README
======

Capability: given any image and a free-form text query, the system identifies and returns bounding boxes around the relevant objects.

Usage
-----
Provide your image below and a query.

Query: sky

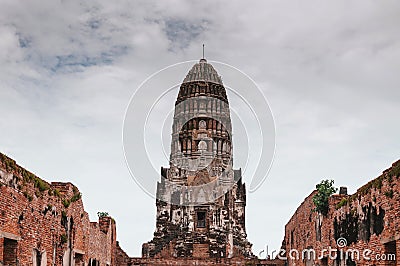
[1,0,399,257]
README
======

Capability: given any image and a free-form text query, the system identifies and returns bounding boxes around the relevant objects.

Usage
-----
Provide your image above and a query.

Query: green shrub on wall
[313,179,337,216]
[97,212,109,218]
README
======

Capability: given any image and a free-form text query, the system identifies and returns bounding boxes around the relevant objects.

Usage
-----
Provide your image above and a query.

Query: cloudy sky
[1,0,399,257]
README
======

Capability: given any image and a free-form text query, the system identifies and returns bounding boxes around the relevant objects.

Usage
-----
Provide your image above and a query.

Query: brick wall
[115,242,130,266]
[128,257,284,265]
[0,153,127,266]
[284,160,400,266]
[193,244,209,258]
[3,238,17,265]
[0,237,3,265]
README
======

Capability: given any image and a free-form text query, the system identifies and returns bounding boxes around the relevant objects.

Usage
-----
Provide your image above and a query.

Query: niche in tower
[196,211,206,228]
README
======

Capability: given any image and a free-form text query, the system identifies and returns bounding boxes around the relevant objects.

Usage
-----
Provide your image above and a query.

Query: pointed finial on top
[200,44,207,63]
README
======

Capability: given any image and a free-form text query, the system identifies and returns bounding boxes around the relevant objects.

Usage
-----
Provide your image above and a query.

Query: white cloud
[1,0,399,256]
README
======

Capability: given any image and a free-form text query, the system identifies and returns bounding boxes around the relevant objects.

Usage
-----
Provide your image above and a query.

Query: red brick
[0,153,129,266]
[284,160,400,266]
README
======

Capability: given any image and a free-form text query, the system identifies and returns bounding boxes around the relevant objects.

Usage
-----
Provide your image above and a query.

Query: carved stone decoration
[198,140,207,151]
[199,120,206,129]
[143,59,253,259]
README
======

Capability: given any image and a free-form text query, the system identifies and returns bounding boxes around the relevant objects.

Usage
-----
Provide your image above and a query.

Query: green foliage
[62,199,70,208]
[53,189,61,197]
[33,177,49,192]
[385,190,394,198]
[23,191,33,202]
[336,198,348,209]
[61,210,68,228]
[21,169,35,183]
[312,179,337,216]
[97,211,109,218]
[389,164,400,177]
[20,167,51,194]
[62,192,81,208]
[70,192,81,202]
[60,234,68,244]
[372,177,383,189]
[358,177,382,196]
[0,154,17,172]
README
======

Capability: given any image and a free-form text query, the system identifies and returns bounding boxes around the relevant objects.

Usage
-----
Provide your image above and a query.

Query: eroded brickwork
[0,153,127,266]
[115,242,130,266]
[142,59,254,261]
[129,257,283,265]
[284,160,400,266]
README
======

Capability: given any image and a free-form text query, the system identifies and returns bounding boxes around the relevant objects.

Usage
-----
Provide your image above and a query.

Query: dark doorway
[35,249,42,266]
[196,211,206,228]
[89,258,100,266]
[320,257,328,266]
[346,257,356,266]
[74,253,84,266]
[384,240,396,266]
[3,238,18,266]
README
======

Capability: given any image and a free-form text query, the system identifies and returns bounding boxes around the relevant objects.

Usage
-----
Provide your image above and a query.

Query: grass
[70,192,81,202]
[62,199,70,208]
[336,198,348,209]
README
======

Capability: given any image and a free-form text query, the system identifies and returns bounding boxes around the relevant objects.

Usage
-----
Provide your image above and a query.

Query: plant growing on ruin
[23,191,33,202]
[61,193,81,208]
[60,234,68,244]
[53,189,61,197]
[97,212,109,218]
[62,199,71,208]
[336,198,348,209]
[0,154,17,172]
[313,179,337,216]
[70,192,81,202]
[33,177,49,192]
[389,163,400,177]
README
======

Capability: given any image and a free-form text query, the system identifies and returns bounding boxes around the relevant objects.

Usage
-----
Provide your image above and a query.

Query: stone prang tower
[142,59,253,259]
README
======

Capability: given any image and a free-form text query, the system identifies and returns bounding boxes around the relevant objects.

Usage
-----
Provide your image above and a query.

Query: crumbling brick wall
[0,153,126,266]
[128,257,284,265]
[284,160,400,266]
[115,242,131,266]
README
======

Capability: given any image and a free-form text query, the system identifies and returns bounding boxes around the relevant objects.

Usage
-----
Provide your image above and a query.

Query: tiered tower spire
[142,59,253,259]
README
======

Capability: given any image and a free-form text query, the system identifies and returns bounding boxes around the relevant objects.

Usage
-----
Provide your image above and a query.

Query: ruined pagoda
[142,58,254,259]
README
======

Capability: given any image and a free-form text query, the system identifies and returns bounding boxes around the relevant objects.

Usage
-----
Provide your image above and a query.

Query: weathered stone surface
[129,257,283,265]
[142,59,254,262]
[0,153,129,266]
[284,160,400,266]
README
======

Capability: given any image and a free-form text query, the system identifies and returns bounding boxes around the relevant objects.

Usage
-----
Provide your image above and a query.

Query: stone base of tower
[127,257,285,266]
[142,168,255,260]
[142,235,252,260]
